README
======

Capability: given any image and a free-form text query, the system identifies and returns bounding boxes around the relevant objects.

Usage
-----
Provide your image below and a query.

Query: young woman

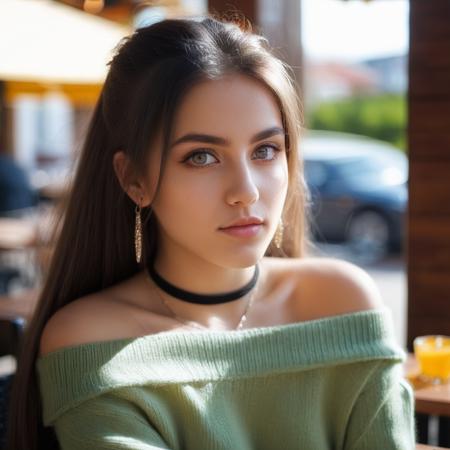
[6,16,415,450]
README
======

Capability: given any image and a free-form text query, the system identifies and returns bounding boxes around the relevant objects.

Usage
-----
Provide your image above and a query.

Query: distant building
[303,60,378,110]
[360,54,408,94]
[304,53,408,111]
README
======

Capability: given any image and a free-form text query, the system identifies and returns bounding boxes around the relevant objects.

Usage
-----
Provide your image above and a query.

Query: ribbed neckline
[37,308,405,424]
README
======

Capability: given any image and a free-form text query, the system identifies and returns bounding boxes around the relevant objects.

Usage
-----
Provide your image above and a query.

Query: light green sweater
[37,308,416,449]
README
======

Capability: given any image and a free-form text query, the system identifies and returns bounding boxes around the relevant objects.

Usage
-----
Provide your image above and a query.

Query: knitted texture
[37,308,416,449]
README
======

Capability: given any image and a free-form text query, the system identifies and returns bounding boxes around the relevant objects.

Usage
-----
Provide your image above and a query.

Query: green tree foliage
[307,94,407,152]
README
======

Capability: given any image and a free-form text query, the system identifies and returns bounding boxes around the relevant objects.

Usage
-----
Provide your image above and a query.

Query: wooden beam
[407,0,450,349]
[4,81,101,107]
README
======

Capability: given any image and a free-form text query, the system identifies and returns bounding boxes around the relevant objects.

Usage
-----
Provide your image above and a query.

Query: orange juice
[414,335,450,382]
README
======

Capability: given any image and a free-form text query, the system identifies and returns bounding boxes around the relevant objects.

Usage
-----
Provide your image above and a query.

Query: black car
[302,131,408,261]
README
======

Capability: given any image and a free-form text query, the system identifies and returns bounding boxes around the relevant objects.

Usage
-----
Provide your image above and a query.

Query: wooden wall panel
[409,163,450,215]
[409,272,450,316]
[409,42,450,70]
[409,133,450,160]
[408,317,450,341]
[409,101,450,133]
[407,0,450,349]
[409,218,450,270]
[412,1,450,39]
[409,71,450,97]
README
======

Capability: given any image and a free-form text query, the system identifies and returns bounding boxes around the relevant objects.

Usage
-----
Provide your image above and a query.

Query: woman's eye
[252,145,279,161]
[185,151,218,167]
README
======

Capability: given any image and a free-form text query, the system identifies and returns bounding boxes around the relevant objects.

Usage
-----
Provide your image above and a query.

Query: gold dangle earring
[274,218,284,249]
[134,199,142,263]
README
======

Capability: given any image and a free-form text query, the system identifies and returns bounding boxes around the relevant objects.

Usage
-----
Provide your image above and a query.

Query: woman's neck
[152,252,257,297]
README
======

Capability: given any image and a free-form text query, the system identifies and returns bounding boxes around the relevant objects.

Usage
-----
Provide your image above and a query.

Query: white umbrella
[0,0,130,84]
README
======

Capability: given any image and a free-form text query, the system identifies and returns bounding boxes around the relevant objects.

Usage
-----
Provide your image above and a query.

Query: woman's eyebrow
[170,126,285,149]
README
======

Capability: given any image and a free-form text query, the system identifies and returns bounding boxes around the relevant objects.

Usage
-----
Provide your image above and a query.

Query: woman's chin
[217,247,268,269]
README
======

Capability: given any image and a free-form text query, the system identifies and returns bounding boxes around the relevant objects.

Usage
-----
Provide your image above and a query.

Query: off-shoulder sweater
[37,307,416,449]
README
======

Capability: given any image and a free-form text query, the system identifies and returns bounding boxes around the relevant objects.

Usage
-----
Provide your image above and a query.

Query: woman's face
[150,74,289,268]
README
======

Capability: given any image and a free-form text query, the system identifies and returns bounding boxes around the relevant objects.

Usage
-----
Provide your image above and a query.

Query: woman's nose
[224,162,260,207]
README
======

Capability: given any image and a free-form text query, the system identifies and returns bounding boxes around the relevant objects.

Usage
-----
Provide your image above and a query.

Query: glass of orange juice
[413,335,450,384]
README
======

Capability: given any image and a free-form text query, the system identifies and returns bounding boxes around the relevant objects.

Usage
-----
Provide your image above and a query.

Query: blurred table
[405,354,450,417]
[405,354,450,447]
[415,384,450,417]
[39,181,68,201]
[416,445,449,449]
[0,218,39,292]
[0,288,39,322]
[0,218,36,250]
[0,288,40,377]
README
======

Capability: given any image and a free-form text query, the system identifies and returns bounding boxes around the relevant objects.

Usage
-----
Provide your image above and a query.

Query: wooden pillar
[258,0,303,96]
[207,0,303,96]
[407,0,450,348]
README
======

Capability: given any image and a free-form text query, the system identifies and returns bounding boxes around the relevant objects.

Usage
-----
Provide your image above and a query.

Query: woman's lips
[219,224,263,238]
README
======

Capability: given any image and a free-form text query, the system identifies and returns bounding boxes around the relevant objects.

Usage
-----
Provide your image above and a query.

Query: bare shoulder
[39,293,124,357]
[267,256,384,319]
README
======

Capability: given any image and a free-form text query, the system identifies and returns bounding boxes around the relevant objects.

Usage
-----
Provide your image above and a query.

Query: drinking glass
[413,335,450,384]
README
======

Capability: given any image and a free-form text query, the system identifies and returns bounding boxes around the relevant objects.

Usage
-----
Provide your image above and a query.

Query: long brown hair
[6,15,308,450]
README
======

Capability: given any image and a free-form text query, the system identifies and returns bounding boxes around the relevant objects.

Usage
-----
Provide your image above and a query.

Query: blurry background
[0,0,410,344]
[1,1,450,446]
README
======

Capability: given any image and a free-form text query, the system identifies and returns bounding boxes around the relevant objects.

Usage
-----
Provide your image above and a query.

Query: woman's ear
[112,151,151,206]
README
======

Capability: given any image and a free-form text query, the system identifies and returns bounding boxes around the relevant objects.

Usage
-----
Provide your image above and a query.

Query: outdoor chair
[0,268,21,295]
[0,316,25,449]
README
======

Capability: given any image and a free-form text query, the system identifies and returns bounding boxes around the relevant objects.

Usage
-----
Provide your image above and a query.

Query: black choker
[147,265,259,305]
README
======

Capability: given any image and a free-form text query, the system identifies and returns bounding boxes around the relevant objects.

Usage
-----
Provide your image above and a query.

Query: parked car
[301,131,408,261]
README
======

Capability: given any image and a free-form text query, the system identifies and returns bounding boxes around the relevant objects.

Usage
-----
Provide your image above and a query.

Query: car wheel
[345,210,391,264]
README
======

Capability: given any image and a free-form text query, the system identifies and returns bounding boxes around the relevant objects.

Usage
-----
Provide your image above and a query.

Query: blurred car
[301,131,408,261]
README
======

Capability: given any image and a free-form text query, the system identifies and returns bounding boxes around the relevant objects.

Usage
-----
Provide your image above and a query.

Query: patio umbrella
[0,0,130,104]
[0,0,130,84]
